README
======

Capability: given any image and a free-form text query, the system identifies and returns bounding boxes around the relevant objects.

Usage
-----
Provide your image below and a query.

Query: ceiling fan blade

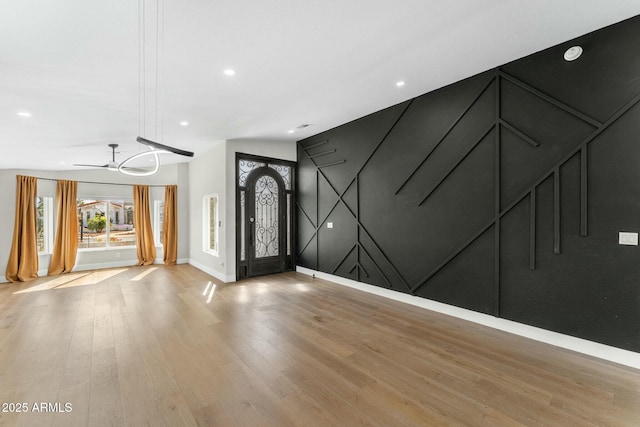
[73,163,108,168]
[137,136,194,157]
[120,166,155,173]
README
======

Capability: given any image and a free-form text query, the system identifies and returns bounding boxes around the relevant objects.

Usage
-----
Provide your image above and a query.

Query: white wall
[187,139,296,282]
[175,163,190,266]
[0,164,188,283]
[188,140,228,282]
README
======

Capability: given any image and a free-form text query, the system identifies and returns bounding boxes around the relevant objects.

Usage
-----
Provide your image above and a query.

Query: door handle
[249,217,254,247]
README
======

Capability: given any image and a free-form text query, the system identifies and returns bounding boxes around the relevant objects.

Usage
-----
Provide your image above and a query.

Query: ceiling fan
[73,143,149,173]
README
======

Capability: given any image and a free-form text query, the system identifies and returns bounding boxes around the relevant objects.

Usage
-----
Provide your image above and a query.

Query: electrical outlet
[115,252,121,258]
[619,232,638,246]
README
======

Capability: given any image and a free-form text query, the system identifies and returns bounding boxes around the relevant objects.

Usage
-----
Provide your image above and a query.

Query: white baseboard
[188,259,235,283]
[296,266,640,370]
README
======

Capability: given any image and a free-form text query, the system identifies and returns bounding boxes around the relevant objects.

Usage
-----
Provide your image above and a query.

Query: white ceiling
[1,1,640,171]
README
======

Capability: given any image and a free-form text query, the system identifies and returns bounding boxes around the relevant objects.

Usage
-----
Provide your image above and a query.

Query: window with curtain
[77,198,135,249]
[203,194,218,255]
[154,200,164,246]
[36,196,53,254]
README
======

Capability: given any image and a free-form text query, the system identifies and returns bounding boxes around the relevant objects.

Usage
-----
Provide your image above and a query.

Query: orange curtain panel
[48,180,78,275]
[163,185,178,265]
[133,184,156,265]
[5,175,39,282]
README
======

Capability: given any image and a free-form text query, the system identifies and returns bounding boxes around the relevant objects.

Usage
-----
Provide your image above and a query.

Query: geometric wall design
[297,15,640,352]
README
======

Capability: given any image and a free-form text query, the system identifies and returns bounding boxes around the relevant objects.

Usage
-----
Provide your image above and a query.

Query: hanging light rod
[136,136,195,157]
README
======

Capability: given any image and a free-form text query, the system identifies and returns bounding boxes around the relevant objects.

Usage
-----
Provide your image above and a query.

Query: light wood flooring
[0,264,639,426]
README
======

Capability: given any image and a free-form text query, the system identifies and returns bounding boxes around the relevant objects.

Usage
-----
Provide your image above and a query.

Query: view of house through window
[77,199,135,249]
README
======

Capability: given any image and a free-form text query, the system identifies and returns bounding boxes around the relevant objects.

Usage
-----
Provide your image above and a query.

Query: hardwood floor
[0,264,639,426]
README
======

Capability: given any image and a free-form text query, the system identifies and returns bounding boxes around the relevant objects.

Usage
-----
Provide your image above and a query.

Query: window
[203,194,218,255]
[154,200,164,247]
[77,199,135,250]
[36,196,53,254]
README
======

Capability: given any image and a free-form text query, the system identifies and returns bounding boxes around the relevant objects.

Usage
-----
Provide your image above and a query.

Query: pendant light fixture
[119,0,193,176]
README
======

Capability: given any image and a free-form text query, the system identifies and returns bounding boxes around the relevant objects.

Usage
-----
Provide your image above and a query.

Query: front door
[245,166,287,277]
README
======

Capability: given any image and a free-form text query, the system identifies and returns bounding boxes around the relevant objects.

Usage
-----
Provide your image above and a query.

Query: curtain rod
[35,177,168,188]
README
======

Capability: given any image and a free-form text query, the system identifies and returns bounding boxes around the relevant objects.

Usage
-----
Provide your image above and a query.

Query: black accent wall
[296,15,640,352]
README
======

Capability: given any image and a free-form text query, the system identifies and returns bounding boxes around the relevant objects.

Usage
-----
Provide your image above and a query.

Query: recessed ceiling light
[224,69,236,76]
[180,121,189,126]
[59,161,66,165]
[17,111,32,117]
[564,46,583,61]
[287,130,295,134]
[396,81,405,87]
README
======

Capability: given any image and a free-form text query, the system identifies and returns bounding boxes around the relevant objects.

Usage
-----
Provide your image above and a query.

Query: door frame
[235,153,296,279]
[245,166,286,277]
